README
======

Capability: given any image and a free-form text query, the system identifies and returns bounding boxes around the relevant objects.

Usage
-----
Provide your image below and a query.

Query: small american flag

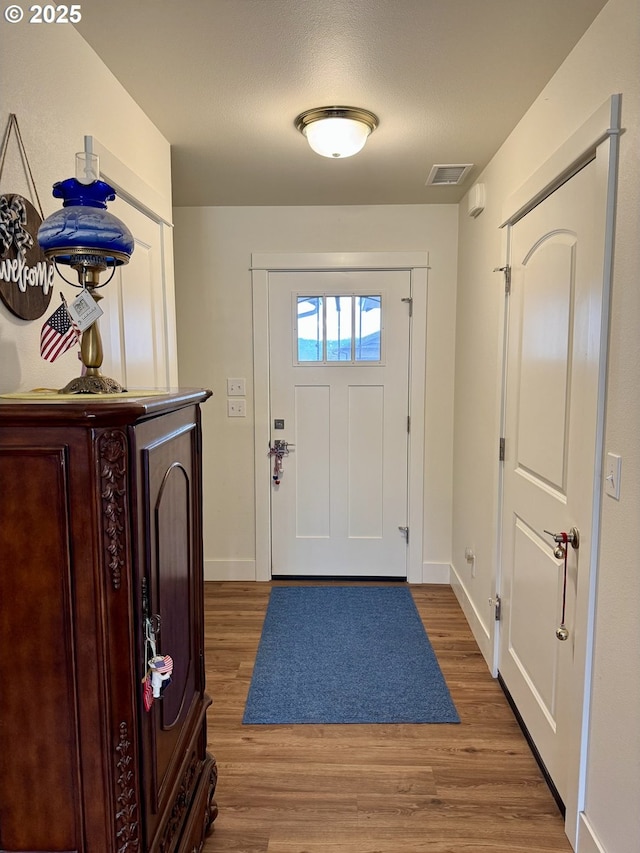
[40,301,81,362]
[143,675,154,712]
[150,655,173,675]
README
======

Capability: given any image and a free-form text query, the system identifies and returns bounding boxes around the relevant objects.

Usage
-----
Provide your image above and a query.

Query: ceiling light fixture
[295,106,378,159]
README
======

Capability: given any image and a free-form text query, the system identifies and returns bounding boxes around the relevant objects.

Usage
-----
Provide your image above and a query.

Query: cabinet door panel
[155,460,193,728]
[134,407,205,845]
[0,447,82,851]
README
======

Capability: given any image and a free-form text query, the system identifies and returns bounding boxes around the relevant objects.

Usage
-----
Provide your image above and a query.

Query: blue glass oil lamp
[37,152,134,393]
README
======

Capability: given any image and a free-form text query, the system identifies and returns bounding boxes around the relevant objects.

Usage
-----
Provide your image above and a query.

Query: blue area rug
[243,586,460,724]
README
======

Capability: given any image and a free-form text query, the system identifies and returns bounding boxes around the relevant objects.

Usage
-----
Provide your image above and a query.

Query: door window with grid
[296,295,382,363]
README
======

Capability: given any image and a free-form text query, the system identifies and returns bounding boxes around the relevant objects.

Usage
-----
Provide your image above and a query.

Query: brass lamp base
[57,290,126,394]
[59,373,125,395]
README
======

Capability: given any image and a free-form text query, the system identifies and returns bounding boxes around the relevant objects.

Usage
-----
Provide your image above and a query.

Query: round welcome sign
[0,193,54,320]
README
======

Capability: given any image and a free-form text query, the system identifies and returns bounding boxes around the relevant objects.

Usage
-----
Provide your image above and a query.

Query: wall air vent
[426,164,473,186]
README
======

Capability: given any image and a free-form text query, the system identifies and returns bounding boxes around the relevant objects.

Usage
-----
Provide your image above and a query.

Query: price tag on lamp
[66,288,104,332]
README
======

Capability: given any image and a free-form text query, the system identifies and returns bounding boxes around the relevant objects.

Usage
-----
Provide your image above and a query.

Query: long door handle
[544,528,580,641]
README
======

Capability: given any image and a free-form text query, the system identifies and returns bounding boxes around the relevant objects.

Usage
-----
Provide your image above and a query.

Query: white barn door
[497,96,620,847]
[88,136,178,391]
[500,161,600,803]
[103,197,173,390]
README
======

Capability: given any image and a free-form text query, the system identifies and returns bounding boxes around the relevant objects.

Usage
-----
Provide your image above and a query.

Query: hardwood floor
[202,582,572,853]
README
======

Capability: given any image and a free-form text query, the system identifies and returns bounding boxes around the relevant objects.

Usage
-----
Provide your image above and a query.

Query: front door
[268,269,411,577]
[499,158,606,807]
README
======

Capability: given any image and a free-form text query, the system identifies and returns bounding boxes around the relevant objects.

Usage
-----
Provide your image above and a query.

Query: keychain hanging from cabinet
[141,578,174,712]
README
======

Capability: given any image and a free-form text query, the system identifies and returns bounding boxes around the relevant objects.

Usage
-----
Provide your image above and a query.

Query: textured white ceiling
[76,0,607,206]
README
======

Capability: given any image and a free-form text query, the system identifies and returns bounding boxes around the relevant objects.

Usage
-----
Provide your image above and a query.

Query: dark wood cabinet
[0,390,217,853]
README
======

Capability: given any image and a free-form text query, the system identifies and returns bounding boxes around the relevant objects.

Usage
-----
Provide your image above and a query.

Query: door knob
[544,527,580,551]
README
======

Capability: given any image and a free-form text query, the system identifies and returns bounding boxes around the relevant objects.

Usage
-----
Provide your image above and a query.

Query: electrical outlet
[227,399,246,417]
[227,378,246,396]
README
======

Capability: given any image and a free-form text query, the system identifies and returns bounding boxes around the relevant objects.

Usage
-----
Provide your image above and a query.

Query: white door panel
[269,270,410,577]
[500,161,602,805]
[294,383,330,538]
[517,236,574,485]
[348,384,384,537]
[102,197,169,390]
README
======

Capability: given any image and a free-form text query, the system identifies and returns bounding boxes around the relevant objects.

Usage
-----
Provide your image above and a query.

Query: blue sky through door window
[296,295,381,363]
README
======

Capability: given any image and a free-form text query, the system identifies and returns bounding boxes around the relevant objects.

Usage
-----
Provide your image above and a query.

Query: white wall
[173,205,458,580]
[453,0,639,850]
[0,21,173,393]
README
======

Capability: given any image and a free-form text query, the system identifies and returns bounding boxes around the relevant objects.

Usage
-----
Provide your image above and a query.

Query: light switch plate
[227,378,246,396]
[605,452,621,500]
[227,399,246,417]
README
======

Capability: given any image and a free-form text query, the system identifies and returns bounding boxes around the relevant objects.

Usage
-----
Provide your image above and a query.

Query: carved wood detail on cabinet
[0,391,216,853]
[100,429,128,590]
[115,721,141,853]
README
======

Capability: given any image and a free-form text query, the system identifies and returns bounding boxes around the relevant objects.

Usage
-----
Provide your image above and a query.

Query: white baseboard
[421,562,451,584]
[577,814,607,853]
[204,559,256,581]
[449,562,492,666]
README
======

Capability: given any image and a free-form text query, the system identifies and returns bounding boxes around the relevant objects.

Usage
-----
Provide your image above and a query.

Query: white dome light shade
[305,117,370,158]
[295,107,378,159]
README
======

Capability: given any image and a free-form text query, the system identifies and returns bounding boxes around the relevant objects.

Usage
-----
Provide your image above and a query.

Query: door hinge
[489,594,502,622]
[499,437,505,461]
[398,525,409,544]
[407,414,411,434]
[401,297,413,317]
[494,265,511,294]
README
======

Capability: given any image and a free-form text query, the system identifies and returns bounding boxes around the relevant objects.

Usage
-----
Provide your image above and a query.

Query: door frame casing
[497,95,621,849]
[251,252,429,584]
